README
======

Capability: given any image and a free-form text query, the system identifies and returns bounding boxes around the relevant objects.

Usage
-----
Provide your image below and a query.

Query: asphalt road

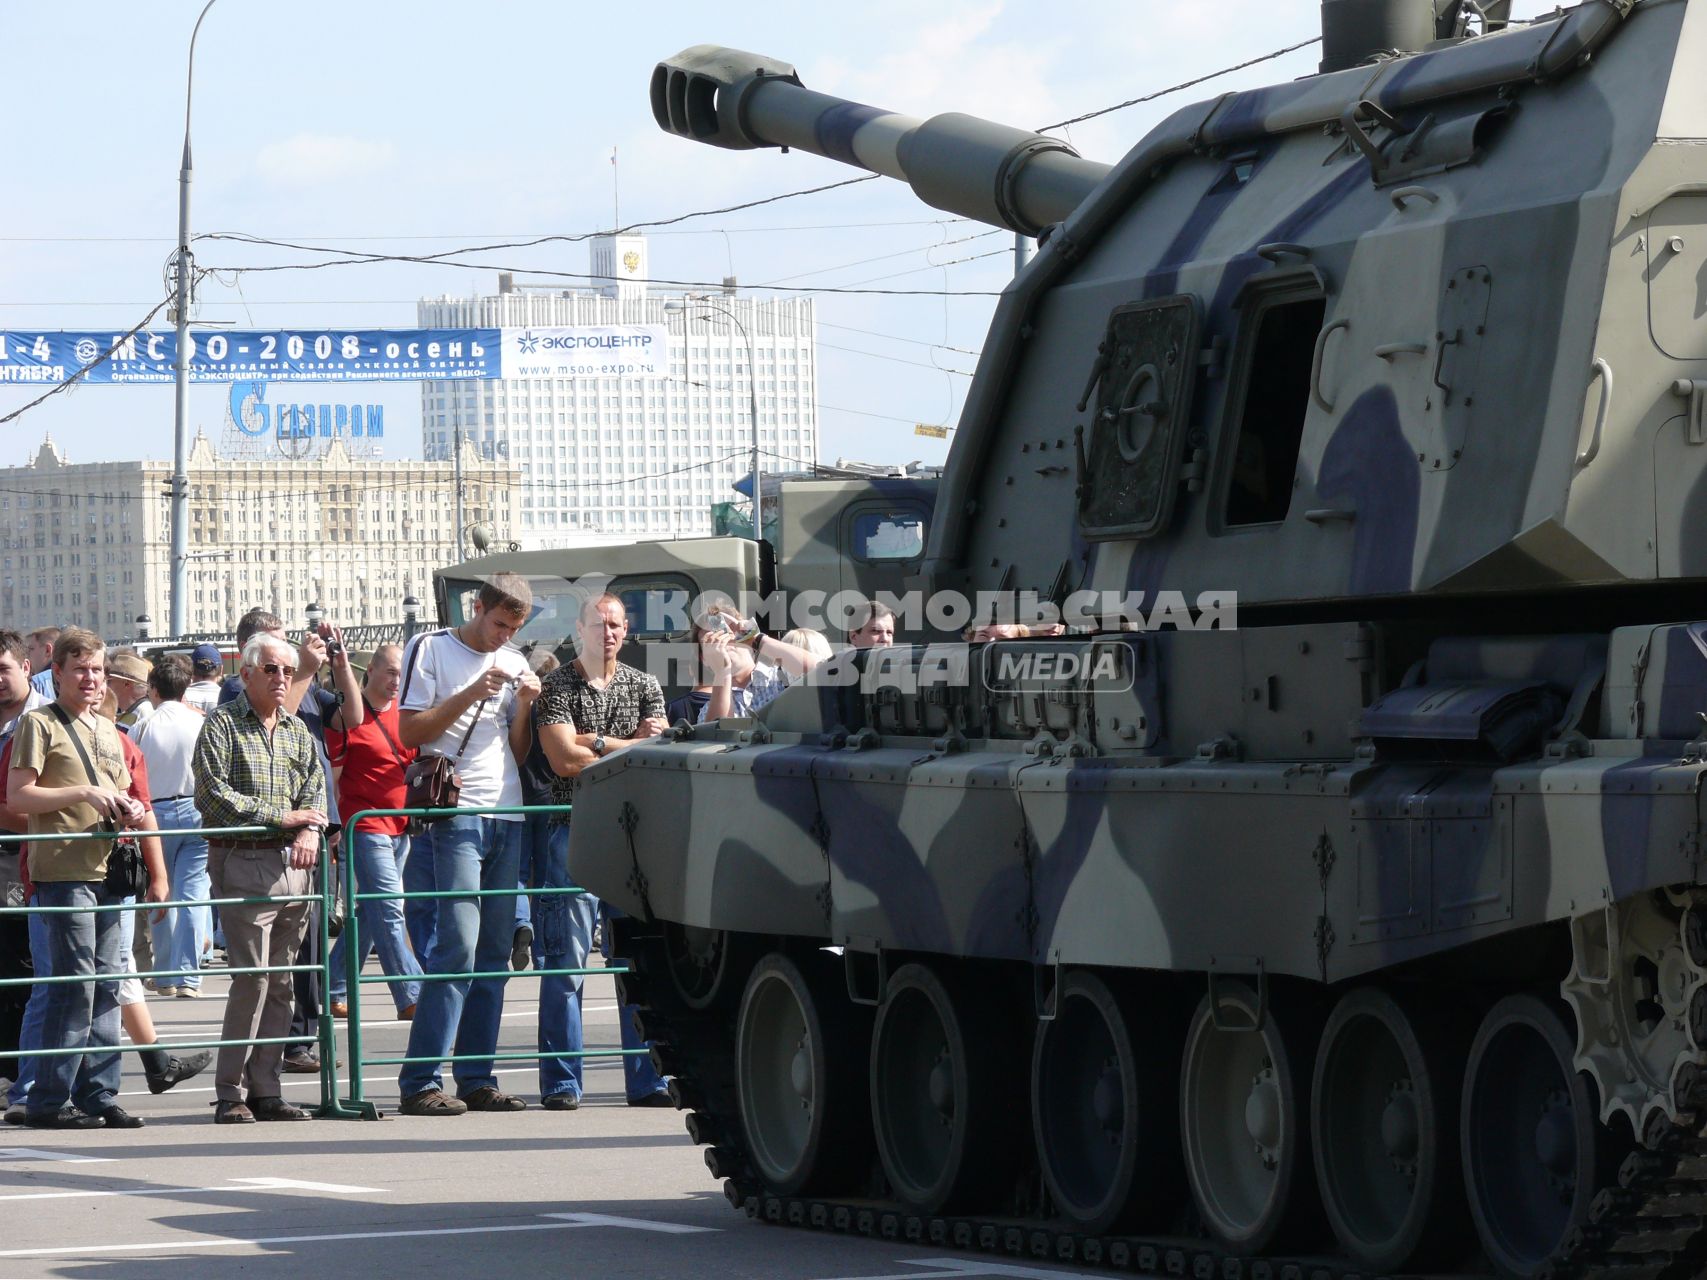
[0,959,1094,1280]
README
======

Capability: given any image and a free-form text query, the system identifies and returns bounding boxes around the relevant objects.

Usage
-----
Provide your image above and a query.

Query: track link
[615,924,1707,1280]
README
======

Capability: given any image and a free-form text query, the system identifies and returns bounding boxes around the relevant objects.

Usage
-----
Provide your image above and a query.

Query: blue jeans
[402,823,437,964]
[329,830,423,1012]
[533,822,598,1099]
[398,815,520,1098]
[147,796,210,991]
[29,881,123,1116]
[601,903,668,1101]
[7,908,51,1106]
[514,811,555,933]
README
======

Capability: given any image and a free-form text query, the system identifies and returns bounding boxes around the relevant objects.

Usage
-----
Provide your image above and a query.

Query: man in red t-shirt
[326,644,422,1018]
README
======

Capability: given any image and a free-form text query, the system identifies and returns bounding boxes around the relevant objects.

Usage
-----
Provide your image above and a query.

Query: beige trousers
[209,845,311,1103]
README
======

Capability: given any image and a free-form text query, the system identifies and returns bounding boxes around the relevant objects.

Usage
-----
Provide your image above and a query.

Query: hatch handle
[1374,341,1429,362]
[1390,185,1440,212]
[1310,317,1351,413]
[1575,357,1613,469]
[1256,242,1311,263]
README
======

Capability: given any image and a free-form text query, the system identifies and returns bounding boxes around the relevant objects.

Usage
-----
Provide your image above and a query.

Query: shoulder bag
[398,631,490,823]
[48,704,147,898]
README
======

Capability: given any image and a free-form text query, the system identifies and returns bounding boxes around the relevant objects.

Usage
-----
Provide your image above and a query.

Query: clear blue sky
[0,1,1554,473]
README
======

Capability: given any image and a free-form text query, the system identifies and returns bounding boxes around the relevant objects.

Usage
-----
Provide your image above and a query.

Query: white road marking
[541,1212,716,1233]
[0,1210,716,1258]
[232,1176,381,1194]
[0,1147,114,1164]
[0,1176,377,1202]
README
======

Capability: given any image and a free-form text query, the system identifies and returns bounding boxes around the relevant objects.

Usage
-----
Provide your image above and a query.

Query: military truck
[432,474,935,699]
[567,1,1707,1275]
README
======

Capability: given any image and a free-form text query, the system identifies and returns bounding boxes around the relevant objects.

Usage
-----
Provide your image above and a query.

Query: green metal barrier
[0,824,362,1119]
[334,804,643,1118]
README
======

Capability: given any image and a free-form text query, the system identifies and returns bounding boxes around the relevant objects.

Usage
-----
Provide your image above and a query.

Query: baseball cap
[107,653,149,685]
[191,643,223,669]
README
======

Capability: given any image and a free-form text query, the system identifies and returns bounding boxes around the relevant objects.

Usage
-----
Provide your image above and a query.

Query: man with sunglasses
[192,634,327,1124]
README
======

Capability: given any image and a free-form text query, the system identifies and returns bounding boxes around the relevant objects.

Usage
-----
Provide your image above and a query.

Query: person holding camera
[395,572,538,1117]
[5,628,167,1129]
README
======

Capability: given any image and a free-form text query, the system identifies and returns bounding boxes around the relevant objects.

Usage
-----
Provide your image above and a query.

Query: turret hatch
[1074,295,1202,541]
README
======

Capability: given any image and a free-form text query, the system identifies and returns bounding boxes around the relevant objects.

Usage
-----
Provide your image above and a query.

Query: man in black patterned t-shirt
[532,592,671,1106]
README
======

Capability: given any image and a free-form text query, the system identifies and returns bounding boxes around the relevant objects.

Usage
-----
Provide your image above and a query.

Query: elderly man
[192,633,327,1124]
[106,651,154,732]
[7,628,166,1129]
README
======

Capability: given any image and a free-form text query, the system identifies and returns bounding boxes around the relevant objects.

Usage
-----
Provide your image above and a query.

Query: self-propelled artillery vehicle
[570,2,1707,1274]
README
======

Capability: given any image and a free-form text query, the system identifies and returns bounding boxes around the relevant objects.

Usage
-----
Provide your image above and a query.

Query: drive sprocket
[1561,888,1707,1143]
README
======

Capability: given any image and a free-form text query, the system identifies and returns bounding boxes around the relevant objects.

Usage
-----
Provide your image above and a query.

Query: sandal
[399,1089,468,1117]
[458,1086,527,1112]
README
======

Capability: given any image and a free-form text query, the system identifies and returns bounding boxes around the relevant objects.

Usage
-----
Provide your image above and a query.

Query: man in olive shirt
[192,633,327,1124]
[7,628,166,1129]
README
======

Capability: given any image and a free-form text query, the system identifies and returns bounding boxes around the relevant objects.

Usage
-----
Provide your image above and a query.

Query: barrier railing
[334,803,640,1119]
[0,824,363,1119]
[2,805,637,1121]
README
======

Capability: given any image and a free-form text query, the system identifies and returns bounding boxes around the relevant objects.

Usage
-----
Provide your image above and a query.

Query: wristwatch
[591,735,607,757]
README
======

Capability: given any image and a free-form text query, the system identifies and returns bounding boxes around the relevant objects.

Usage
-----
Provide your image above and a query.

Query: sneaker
[95,1105,144,1129]
[459,1085,526,1112]
[281,1052,321,1075]
[176,987,201,999]
[146,1051,212,1095]
[541,1092,581,1111]
[511,924,534,972]
[152,985,181,998]
[627,1091,674,1108]
[213,1099,255,1124]
[3,1102,27,1126]
[399,1089,467,1117]
[250,1096,312,1122]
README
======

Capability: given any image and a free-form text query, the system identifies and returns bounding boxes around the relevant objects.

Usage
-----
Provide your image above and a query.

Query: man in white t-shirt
[395,572,540,1117]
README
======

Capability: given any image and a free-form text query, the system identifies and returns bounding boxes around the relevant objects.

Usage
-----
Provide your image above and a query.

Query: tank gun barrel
[650,46,1112,236]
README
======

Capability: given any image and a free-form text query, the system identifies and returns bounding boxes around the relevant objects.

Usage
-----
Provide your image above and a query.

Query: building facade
[417,233,818,546]
[0,435,517,637]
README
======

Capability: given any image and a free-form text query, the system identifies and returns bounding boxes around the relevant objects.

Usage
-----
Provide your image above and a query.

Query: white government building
[417,232,820,546]
[0,435,517,637]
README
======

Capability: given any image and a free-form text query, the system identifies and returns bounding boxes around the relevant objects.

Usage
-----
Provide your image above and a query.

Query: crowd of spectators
[0,580,904,1130]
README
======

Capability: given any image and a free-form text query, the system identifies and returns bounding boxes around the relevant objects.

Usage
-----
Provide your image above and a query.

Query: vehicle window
[1220,292,1326,528]
[611,576,696,641]
[850,510,926,561]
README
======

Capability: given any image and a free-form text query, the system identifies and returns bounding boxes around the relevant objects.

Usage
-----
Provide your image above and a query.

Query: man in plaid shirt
[192,633,326,1124]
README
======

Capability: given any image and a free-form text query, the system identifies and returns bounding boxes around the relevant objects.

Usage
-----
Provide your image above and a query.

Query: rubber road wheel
[1032,970,1182,1233]
[871,962,1020,1214]
[1312,986,1468,1271]
[1462,994,1615,1277]
[735,950,872,1196]
[1180,980,1323,1253]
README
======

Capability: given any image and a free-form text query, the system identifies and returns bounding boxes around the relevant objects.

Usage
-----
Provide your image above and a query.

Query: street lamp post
[666,297,761,539]
[169,0,221,640]
[402,595,422,641]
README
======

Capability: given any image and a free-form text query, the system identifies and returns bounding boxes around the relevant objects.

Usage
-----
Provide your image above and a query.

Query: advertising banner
[0,325,669,386]
[500,324,668,379]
